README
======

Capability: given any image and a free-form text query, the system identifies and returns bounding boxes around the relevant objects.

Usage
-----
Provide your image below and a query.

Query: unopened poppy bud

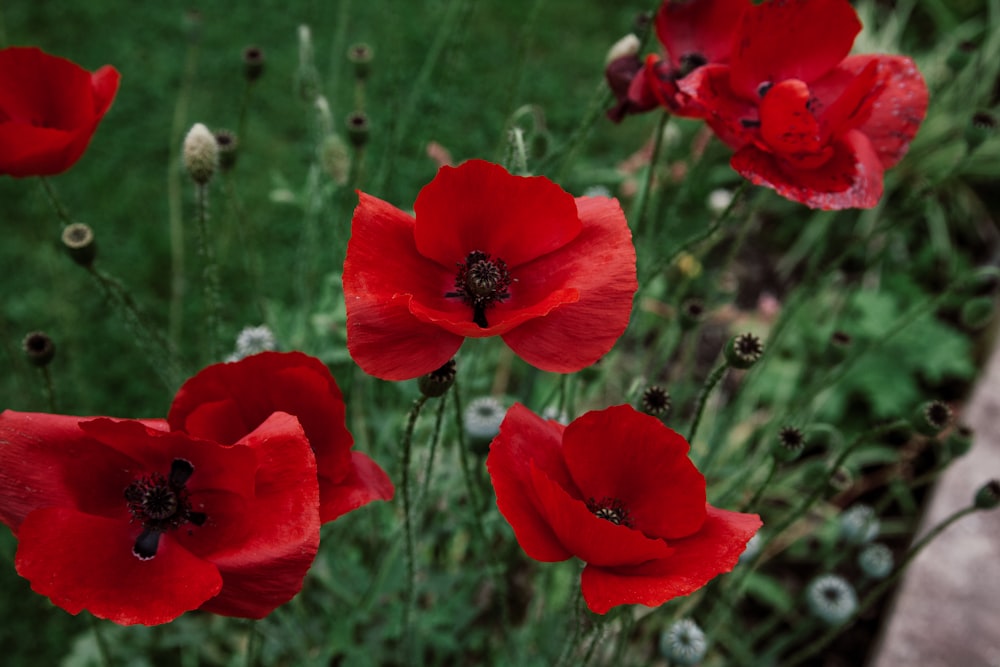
[965,111,997,152]
[806,574,858,625]
[774,425,805,462]
[725,332,763,369]
[243,45,265,82]
[659,619,706,666]
[707,188,733,215]
[347,42,373,80]
[214,130,239,172]
[912,400,953,436]
[945,425,974,459]
[960,296,996,331]
[182,123,218,185]
[858,543,893,580]
[418,359,456,398]
[974,479,1000,510]
[679,298,705,331]
[61,222,96,267]
[826,330,852,364]
[346,111,369,148]
[22,331,55,367]
[605,33,640,65]
[640,385,671,417]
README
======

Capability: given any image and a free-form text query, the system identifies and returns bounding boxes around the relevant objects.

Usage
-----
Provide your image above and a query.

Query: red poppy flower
[486,404,761,614]
[0,47,120,177]
[678,0,928,209]
[606,0,750,122]
[343,160,637,381]
[168,351,394,524]
[0,410,320,625]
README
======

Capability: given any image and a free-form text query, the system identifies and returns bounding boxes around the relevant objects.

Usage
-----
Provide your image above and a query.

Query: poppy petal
[408,286,579,338]
[486,403,574,562]
[731,128,884,209]
[729,0,861,101]
[321,451,395,522]
[561,406,707,540]
[412,160,582,268]
[15,507,223,625]
[677,64,759,149]
[656,0,748,69]
[580,505,761,614]
[344,192,465,380]
[759,79,823,155]
[500,196,636,373]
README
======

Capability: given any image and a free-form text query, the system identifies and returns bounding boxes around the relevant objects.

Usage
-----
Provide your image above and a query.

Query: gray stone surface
[870,343,1000,667]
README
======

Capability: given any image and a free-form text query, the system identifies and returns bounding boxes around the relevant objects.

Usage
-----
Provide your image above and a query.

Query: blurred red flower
[0,47,120,177]
[487,404,761,614]
[344,160,637,381]
[606,0,750,122]
[0,411,319,625]
[168,351,394,523]
[678,0,928,209]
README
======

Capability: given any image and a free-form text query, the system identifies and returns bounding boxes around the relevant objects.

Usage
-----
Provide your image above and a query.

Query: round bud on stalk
[725,332,764,369]
[806,574,858,625]
[604,33,640,65]
[22,331,55,367]
[214,130,239,172]
[418,359,456,398]
[960,296,996,331]
[640,385,671,417]
[659,619,707,666]
[347,43,373,80]
[182,123,219,185]
[243,45,265,82]
[61,222,97,267]
[774,425,805,462]
[679,298,705,331]
[945,425,974,459]
[346,112,370,148]
[974,479,1000,510]
[912,400,953,437]
[858,543,894,580]
[965,111,997,152]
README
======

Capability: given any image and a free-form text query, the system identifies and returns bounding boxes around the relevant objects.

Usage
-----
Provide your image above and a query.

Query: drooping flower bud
[974,479,1000,510]
[725,333,764,369]
[22,331,55,367]
[61,222,97,267]
[182,123,218,185]
[418,359,456,398]
[605,34,640,65]
[944,425,974,459]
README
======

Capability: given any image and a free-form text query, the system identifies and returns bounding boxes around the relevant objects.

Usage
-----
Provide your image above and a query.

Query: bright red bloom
[487,404,761,614]
[678,0,928,209]
[168,351,394,524]
[606,0,750,122]
[0,47,120,177]
[0,410,319,625]
[343,160,637,381]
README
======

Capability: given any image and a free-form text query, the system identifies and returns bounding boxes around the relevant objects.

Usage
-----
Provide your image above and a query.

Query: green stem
[37,177,74,227]
[551,82,613,182]
[399,395,429,657]
[742,457,778,513]
[687,362,728,445]
[38,366,56,412]
[193,182,223,361]
[630,111,670,237]
[244,618,259,667]
[88,614,113,667]
[419,392,450,504]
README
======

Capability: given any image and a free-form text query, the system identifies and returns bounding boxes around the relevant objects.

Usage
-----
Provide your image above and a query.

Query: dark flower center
[678,52,708,77]
[446,250,513,328]
[124,458,206,560]
[586,497,634,528]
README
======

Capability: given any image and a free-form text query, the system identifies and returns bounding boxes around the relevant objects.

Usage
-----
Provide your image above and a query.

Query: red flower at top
[678,0,928,209]
[0,47,120,177]
[606,0,749,122]
[344,160,637,381]
[168,351,394,524]
[0,410,320,625]
[487,404,761,614]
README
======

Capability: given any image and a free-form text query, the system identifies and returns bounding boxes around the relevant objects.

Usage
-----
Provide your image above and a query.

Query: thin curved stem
[687,362,728,445]
[399,395,428,656]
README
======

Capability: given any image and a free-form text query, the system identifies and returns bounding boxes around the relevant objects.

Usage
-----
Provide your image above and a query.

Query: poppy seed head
[725,332,764,369]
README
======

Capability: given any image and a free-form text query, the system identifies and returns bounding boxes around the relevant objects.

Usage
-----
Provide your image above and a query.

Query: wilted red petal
[530,463,674,567]
[344,192,465,380]
[486,404,574,562]
[656,0,749,69]
[500,196,636,373]
[579,505,761,614]
[731,129,884,209]
[677,64,758,149]
[561,406,706,540]
[199,412,320,618]
[15,507,223,625]
[321,452,395,522]
[412,160,582,268]
[729,0,860,101]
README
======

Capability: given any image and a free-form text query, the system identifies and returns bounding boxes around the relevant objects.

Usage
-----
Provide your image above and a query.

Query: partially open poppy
[486,404,761,614]
[0,411,320,625]
[0,47,120,177]
[344,160,637,381]
[678,0,928,209]
[168,351,394,524]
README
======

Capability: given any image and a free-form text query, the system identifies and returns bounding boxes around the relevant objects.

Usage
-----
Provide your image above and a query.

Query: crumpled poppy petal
[15,507,223,625]
[677,64,759,149]
[413,160,582,268]
[729,0,860,101]
[759,79,824,155]
[731,128,883,209]
[344,193,465,380]
[656,0,748,69]
[561,406,706,540]
[580,506,762,614]
[486,404,574,562]
[501,196,636,373]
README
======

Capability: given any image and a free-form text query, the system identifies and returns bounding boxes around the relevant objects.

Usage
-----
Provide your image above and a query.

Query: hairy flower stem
[244,618,260,667]
[419,393,450,505]
[782,504,980,667]
[399,395,428,657]
[552,82,613,183]
[37,177,74,227]
[193,183,223,362]
[88,613,113,667]
[687,362,728,446]
[631,111,671,238]
[38,366,56,412]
